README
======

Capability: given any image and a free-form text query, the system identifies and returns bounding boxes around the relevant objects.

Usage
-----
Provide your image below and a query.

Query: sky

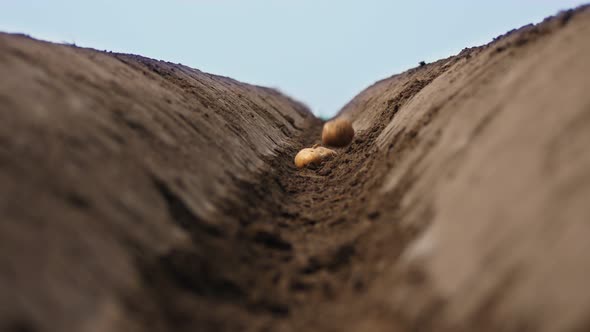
[0,0,586,118]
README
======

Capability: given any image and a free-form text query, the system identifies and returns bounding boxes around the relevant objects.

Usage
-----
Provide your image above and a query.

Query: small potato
[322,118,354,147]
[294,146,336,169]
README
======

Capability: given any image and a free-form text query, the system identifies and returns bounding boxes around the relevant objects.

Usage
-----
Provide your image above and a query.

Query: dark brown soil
[1,5,590,332]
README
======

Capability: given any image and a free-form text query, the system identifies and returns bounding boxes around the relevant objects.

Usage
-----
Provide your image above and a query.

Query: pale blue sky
[1,0,586,117]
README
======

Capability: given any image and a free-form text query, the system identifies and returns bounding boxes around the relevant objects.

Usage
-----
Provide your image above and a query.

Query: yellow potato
[322,118,355,147]
[294,146,337,169]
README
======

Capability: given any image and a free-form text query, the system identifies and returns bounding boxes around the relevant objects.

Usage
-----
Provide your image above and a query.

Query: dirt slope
[1,5,590,332]
[0,33,317,331]
[336,8,590,331]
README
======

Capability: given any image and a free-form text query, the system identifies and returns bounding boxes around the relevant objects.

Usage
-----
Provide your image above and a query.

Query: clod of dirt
[322,118,355,147]
[294,146,337,168]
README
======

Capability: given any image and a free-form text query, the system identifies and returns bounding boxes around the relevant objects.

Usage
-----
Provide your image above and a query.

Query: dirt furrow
[1,5,590,332]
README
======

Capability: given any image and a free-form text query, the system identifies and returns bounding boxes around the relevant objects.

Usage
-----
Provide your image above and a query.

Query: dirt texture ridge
[1,5,590,332]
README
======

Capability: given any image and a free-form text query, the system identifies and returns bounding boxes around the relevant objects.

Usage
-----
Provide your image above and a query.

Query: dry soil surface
[1,6,590,332]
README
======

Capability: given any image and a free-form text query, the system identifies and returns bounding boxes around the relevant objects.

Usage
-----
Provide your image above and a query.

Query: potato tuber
[322,118,354,147]
[294,146,337,169]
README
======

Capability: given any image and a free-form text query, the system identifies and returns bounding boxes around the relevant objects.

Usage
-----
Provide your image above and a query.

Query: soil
[1,5,590,332]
